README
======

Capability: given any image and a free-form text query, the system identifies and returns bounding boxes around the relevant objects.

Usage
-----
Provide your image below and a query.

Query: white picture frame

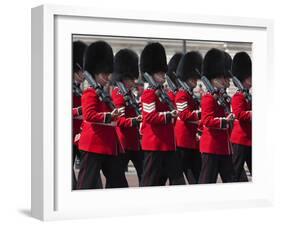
[31,4,274,221]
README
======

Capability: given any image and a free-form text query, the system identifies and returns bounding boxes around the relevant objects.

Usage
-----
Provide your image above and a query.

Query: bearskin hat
[232,52,252,82]
[140,42,168,75]
[224,52,232,78]
[84,41,114,76]
[73,41,87,72]
[112,48,139,82]
[176,51,203,81]
[203,48,226,80]
[166,52,183,84]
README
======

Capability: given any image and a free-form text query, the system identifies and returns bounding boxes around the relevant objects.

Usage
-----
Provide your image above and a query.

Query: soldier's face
[123,78,135,90]
[224,77,230,88]
[153,72,166,85]
[137,85,144,95]
[96,73,111,86]
[244,76,252,89]
[187,78,198,89]
[74,70,84,83]
[212,76,226,89]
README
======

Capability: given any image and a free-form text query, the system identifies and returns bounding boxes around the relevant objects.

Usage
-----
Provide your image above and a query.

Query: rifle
[172,72,192,94]
[73,82,82,97]
[115,81,141,116]
[73,63,83,96]
[165,74,178,93]
[143,72,175,111]
[219,88,232,106]
[172,72,200,105]
[115,81,142,149]
[198,69,231,115]
[83,71,116,110]
[228,70,252,103]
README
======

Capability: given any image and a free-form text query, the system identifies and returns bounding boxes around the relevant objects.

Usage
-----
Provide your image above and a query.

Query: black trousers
[199,153,234,184]
[76,151,128,189]
[141,151,186,186]
[72,144,81,190]
[120,150,143,186]
[177,147,202,184]
[232,143,252,182]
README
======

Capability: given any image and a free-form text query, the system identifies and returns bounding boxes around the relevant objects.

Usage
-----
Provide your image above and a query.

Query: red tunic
[141,88,176,151]
[175,89,200,150]
[111,87,140,151]
[78,87,122,155]
[230,92,252,146]
[72,95,82,145]
[200,93,232,155]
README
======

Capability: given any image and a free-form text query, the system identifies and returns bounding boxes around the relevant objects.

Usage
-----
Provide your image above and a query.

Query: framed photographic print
[31,4,274,221]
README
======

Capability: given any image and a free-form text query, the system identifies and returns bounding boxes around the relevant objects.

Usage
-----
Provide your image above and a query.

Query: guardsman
[77,41,127,189]
[140,42,185,186]
[199,48,234,184]
[159,52,183,185]
[175,51,203,184]
[230,52,252,182]
[72,41,87,189]
[224,51,249,181]
[111,49,143,185]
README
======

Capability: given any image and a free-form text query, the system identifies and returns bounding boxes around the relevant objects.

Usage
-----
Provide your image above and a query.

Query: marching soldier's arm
[142,89,173,125]
[112,89,139,128]
[232,94,252,121]
[201,94,228,129]
[176,92,200,122]
[82,89,112,123]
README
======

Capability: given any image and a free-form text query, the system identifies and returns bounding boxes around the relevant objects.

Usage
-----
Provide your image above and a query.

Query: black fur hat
[203,48,226,80]
[232,52,252,82]
[140,42,168,75]
[224,52,233,78]
[167,53,183,84]
[112,49,139,82]
[73,41,87,72]
[176,51,203,81]
[84,41,114,76]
